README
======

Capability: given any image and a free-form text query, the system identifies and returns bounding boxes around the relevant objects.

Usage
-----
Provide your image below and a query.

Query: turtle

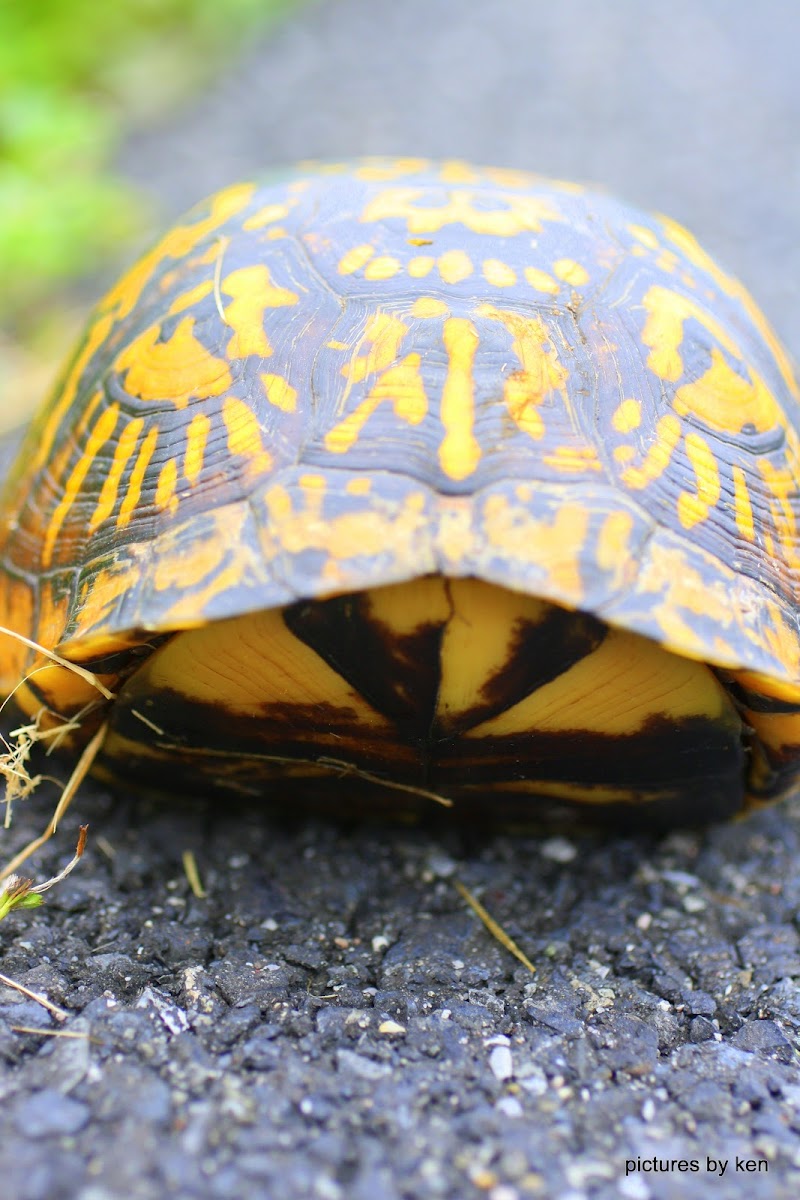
[1,156,799,826]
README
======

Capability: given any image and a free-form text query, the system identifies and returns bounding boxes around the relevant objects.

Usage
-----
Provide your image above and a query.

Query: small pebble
[540,837,577,863]
[378,1019,406,1036]
[495,1096,524,1119]
[489,1045,514,1081]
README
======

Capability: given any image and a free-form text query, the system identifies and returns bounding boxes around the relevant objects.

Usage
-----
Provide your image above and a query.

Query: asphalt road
[2,3,800,1199]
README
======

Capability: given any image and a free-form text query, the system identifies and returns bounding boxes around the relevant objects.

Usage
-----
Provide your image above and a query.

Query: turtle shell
[1,158,800,821]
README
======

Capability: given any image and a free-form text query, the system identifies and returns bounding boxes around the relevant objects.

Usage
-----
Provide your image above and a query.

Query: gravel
[3,2,800,1198]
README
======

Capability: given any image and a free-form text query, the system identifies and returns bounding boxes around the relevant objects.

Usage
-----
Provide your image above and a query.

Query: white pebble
[540,836,577,862]
[489,1044,514,1081]
[494,1096,523,1119]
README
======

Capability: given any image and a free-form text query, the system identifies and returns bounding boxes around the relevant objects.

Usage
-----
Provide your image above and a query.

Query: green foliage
[0,0,297,324]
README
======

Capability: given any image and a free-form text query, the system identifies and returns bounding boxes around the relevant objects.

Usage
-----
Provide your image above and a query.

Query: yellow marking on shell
[41,400,120,567]
[354,158,428,181]
[411,297,449,318]
[155,458,179,515]
[167,281,214,316]
[223,397,273,473]
[434,498,477,566]
[524,267,560,294]
[88,416,144,534]
[117,425,159,530]
[640,286,690,382]
[596,511,635,573]
[642,286,791,437]
[677,432,721,529]
[363,255,402,281]
[299,473,327,492]
[439,318,482,481]
[628,223,659,251]
[612,398,642,433]
[553,259,589,286]
[264,484,429,571]
[480,305,568,441]
[360,186,563,237]
[438,161,482,184]
[103,182,255,322]
[639,544,735,634]
[33,312,115,475]
[261,373,298,412]
[338,243,375,275]
[326,339,350,350]
[265,226,289,241]
[222,265,299,358]
[656,250,679,274]
[408,256,435,278]
[143,508,258,616]
[325,353,428,453]
[483,495,589,602]
[117,316,232,407]
[673,346,784,435]
[438,250,473,285]
[486,167,570,190]
[346,477,372,495]
[542,445,602,473]
[184,412,211,485]
[659,213,799,399]
[613,445,636,465]
[760,599,800,677]
[343,311,410,388]
[732,465,755,542]
[758,458,798,550]
[0,574,35,693]
[242,202,291,231]
[191,243,224,268]
[483,259,517,287]
[619,413,681,489]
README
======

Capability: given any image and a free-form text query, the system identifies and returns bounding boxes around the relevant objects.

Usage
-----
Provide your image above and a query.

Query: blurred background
[3,0,800,434]
[3,8,800,1195]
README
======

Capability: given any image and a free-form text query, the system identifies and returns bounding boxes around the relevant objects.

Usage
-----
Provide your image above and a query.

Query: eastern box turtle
[2,157,799,826]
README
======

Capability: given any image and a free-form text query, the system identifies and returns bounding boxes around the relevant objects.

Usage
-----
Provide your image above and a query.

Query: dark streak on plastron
[98,598,750,827]
[434,604,608,736]
[99,693,748,827]
[283,591,446,739]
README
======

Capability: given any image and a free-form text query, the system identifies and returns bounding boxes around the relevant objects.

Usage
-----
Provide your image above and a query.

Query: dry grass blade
[0,971,69,1021]
[454,878,536,975]
[0,723,106,883]
[182,849,207,899]
[11,1026,98,1041]
[0,825,89,918]
[0,626,115,700]
[213,235,231,323]
[316,756,453,808]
